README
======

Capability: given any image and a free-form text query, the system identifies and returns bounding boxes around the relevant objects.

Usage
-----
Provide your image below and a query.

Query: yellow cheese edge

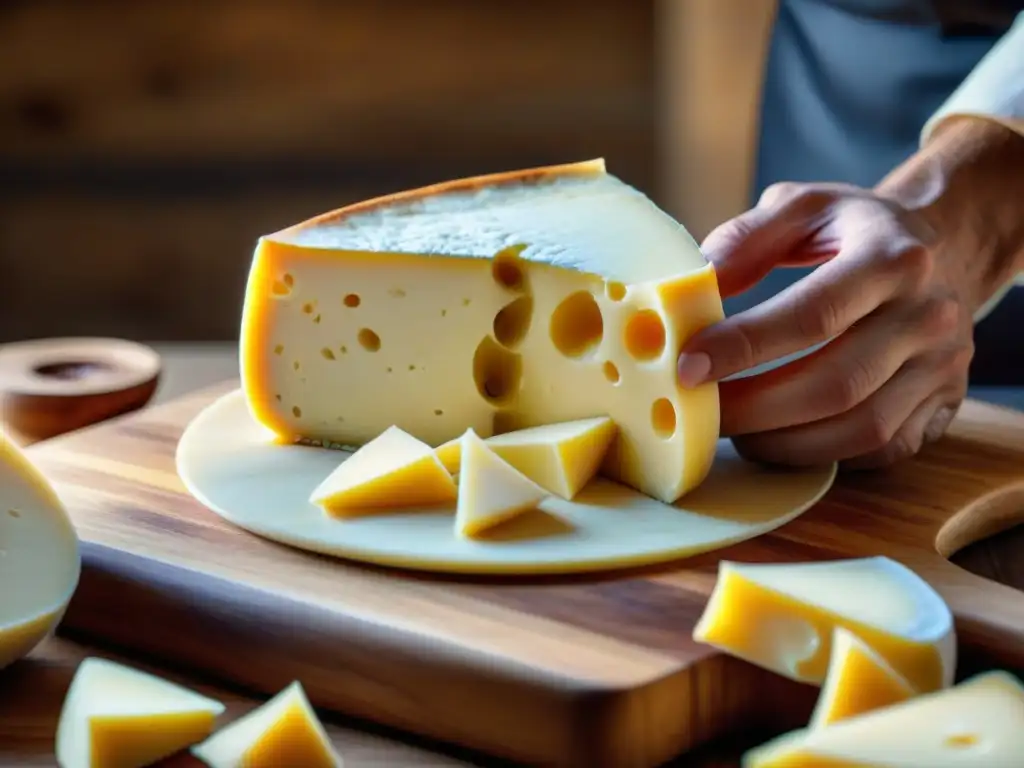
[433,417,616,499]
[692,560,951,693]
[809,627,917,729]
[0,427,81,670]
[308,426,458,515]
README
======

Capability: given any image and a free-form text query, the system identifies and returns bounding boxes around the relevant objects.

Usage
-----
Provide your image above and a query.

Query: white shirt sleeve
[919,13,1024,321]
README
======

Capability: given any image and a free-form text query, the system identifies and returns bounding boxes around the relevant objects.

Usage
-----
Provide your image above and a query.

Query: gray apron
[743,0,1024,389]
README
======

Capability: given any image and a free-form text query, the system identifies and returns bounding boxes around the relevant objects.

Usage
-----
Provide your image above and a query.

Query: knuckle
[720,320,761,373]
[894,241,935,293]
[862,404,899,452]
[757,181,802,209]
[919,296,962,340]
[793,291,842,341]
[880,428,925,465]
[825,357,878,413]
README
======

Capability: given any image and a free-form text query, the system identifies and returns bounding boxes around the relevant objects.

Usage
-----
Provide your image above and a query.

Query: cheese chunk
[692,557,955,693]
[809,627,916,729]
[0,428,80,671]
[239,159,724,504]
[308,425,457,516]
[55,657,226,768]
[744,670,1024,767]
[456,429,549,538]
[434,416,616,499]
[191,680,341,768]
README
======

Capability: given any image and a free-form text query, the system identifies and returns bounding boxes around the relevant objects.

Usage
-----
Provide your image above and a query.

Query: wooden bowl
[0,338,161,443]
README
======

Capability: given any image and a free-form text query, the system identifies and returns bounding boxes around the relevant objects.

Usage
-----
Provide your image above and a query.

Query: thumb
[701,187,837,297]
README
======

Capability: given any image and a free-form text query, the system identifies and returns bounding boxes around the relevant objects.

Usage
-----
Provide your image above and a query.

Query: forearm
[875,116,1024,314]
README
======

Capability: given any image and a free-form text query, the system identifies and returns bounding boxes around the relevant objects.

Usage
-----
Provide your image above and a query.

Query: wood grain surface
[23,380,1024,767]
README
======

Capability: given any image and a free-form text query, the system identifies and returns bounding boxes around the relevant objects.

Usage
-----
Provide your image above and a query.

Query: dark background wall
[0,0,657,341]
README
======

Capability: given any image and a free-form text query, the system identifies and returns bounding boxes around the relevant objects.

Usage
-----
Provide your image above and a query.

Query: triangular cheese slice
[455,429,549,538]
[435,417,616,499]
[744,671,1024,767]
[55,657,226,768]
[809,627,916,729]
[692,557,956,693]
[191,681,341,768]
[309,425,456,516]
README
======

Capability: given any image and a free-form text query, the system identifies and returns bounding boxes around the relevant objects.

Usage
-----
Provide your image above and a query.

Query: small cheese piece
[434,416,616,499]
[239,159,725,504]
[0,427,80,671]
[455,429,549,538]
[692,557,955,693]
[190,680,341,768]
[809,627,916,729]
[309,425,457,516]
[743,670,1024,767]
[55,657,226,768]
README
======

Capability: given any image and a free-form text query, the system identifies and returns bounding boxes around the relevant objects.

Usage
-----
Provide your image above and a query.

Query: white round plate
[176,389,837,575]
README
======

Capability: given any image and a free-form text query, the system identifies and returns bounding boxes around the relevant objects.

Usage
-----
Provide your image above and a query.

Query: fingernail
[677,352,711,388]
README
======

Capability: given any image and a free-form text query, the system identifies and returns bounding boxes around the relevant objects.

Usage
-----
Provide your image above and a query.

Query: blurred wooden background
[0,0,659,342]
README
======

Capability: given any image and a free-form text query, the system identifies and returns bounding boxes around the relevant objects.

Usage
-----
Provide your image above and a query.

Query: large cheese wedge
[809,627,916,729]
[308,425,457,516]
[456,429,549,538]
[190,680,342,767]
[0,428,79,670]
[435,416,616,499]
[239,159,724,504]
[743,670,1024,767]
[55,657,226,768]
[692,557,955,693]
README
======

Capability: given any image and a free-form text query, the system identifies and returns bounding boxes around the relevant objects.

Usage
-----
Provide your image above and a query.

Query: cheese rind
[308,425,457,516]
[0,427,80,671]
[455,429,549,538]
[190,680,342,768]
[434,416,616,499]
[239,159,724,504]
[809,627,916,729]
[55,657,226,768]
[743,671,1024,767]
[692,557,956,693]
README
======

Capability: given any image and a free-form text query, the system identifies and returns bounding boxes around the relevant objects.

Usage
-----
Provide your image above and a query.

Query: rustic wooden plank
[0,0,656,192]
[18,380,1024,766]
[0,191,369,342]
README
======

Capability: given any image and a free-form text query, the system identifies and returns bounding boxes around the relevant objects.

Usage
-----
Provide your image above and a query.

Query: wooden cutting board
[25,380,1024,768]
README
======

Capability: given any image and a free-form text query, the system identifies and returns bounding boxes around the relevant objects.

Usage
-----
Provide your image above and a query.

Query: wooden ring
[0,338,162,442]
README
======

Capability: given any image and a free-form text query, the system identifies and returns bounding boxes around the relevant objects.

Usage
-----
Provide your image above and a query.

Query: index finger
[677,236,904,386]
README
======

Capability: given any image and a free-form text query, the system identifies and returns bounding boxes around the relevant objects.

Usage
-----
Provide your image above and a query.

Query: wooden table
[1,342,1020,767]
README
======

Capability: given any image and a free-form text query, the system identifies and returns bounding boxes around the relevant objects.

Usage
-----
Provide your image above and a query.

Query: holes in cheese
[55,657,226,768]
[356,328,380,352]
[605,280,627,301]
[493,295,534,349]
[308,426,457,516]
[472,336,522,406]
[624,309,667,361]
[692,557,956,693]
[809,627,916,730]
[0,429,79,672]
[491,245,528,292]
[435,417,616,500]
[191,681,341,768]
[455,429,550,539]
[743,671,1024,767]
[343,293,360,308]
[239,159,725,504]
[550,290,604,359]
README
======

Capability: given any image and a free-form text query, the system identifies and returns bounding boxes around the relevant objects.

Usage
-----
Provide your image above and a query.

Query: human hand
[676,181,977,470]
